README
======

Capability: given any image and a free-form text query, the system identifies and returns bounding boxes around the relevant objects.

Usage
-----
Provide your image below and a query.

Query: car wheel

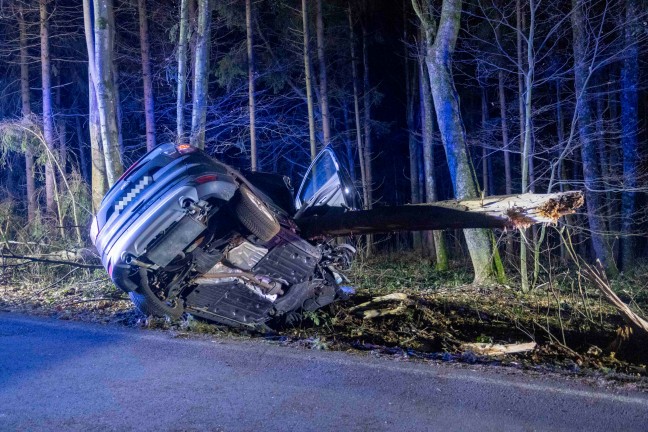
[129,269,184,319]
[232,185,280,241]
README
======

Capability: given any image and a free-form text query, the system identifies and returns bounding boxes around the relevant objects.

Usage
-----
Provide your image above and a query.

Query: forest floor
[2,252,648,384]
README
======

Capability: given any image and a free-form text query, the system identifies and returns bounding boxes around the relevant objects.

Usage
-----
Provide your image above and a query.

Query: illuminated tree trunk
[176,0,189,142]
[88,0,123,185]
[348,7,367,207]
[571,0,616,274]
[412,0,503,284]
[302,0,317,161]
[418,44,448,270]
[361,25,373,208]
[40,0,56,216]
[246,0,257,170]
[190,0,211,150]
[138,0,156,151]
[620,0,639,270]
[315,0,331,146]
[18,3,36,222]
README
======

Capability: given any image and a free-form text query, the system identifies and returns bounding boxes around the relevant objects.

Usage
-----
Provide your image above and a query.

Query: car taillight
[176,144,197,155]
[117,161,140,182]
[195,174,218,184]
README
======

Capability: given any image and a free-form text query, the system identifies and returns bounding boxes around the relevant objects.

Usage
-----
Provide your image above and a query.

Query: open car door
[294,146,359,218]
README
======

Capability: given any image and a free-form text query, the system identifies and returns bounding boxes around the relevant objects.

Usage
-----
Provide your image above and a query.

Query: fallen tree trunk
[297,191,584,238]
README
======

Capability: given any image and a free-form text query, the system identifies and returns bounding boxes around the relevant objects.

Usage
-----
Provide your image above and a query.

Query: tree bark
[620,0,639,270]
[138,0,156,151]
[40,0,56,216]
[348,7,367,208]
[18,3,36,223]
[246,0,257,170]
[176,0,189,142]
[190,0,211,150]
[89,73,107,211]
[361,24,373,208]
[302,0,317,161]
[418,41,448,269]
[316,0,331,146]
[571,0,616,274]
[412,0,500,283]
[90,0,123,185]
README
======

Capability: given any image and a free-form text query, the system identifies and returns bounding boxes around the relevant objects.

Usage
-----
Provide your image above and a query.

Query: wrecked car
[91,143,583,328]
[91,143,360,328]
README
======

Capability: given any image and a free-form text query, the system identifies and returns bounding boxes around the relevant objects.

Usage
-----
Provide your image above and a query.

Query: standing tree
[302,0,317,161]
[39,0,56,215]
[176,0,190,143]
[84,0,124,186]
[190,0,212,149]
[246,0,258,170]
[412,0,504,284]
[17,1,36,222]
[315,0,331,146]
[571,0,616,274]
[138,0,156,151]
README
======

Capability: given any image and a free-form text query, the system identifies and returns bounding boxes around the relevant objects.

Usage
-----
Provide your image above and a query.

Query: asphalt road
[1,314,647,432]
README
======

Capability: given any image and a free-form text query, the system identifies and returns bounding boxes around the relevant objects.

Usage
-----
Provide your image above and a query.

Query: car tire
[129,269,184,319]
[233,185,280,241]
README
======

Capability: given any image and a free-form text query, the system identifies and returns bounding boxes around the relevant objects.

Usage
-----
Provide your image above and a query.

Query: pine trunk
[316,0,330,146]
[92,0,123,185]
[40,0,56,216]
[18,3,36,222]
[190,0,211,150]
[246,0,257,170]
[620,0,639,270]
[176,0,189,142]
[571,0,616,274]
[302,0,317,161]
[138,0,156,151]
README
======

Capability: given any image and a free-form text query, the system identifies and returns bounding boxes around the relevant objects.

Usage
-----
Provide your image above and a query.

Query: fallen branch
[298,191,584,238]
[349,293,413,320]
[582,261,648,336]
[0,253,103,270]
[460,341,537,356]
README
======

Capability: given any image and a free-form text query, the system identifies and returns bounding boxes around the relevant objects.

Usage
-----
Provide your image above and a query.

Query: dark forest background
[0,0,646,286]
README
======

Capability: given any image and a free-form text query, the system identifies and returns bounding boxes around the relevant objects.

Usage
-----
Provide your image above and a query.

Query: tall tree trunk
[176,0,189,142]
[316,0,331,146]
[40,0,56,216]
[89,76,107,211]
[138,0,156,151]
[405,17,422,250]
[412,0,502,284]
[481,87,489,196]
[18,3,36,223]
[246,0,257,170]
[348,7,367,207]
[498,69,514,262]
[571,0,616,274]
[620,0,639,270]
[56,70,67,172]
[361,25,373,208]
[190,0,211,150]
[302,0,317,161]
[91,0,123,185]
[419,43,448,270]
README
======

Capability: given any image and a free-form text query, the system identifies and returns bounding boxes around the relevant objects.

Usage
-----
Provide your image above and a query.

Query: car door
[295,147,358,217]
